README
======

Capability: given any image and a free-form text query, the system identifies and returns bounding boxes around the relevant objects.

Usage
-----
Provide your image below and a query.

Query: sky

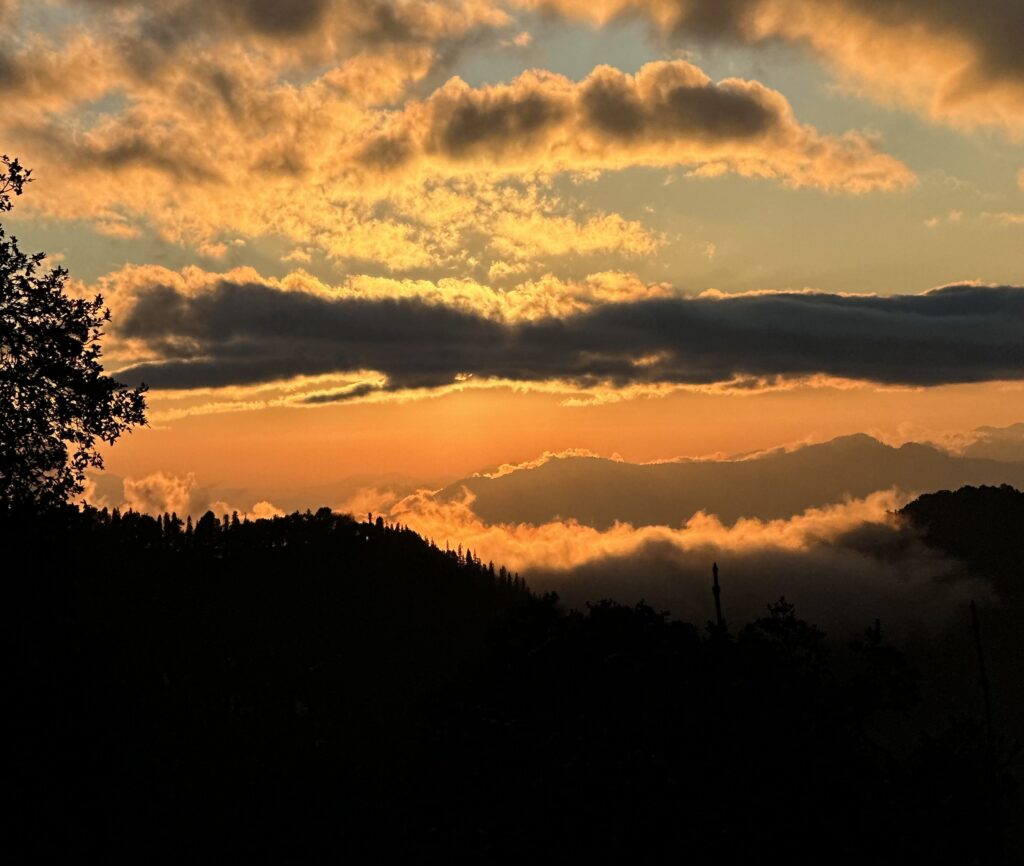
[2,0,1024,517]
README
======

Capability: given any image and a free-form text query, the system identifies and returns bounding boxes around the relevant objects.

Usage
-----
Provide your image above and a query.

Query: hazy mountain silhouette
[440,433,1024,527]
[960,423,1024,462]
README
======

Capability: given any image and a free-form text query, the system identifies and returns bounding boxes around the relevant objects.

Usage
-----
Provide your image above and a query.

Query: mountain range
[439,433,1024,527]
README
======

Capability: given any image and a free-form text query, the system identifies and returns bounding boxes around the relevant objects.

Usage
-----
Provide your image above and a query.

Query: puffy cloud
[1,0,912,272]
[249,500,286,519]
[122,471,198,516]
[101,266,1024,395]
[361,61,913,192]
[4,55,908,273]
[88,469,284,518]
[517,0,1024,135]
[0,1,525,270]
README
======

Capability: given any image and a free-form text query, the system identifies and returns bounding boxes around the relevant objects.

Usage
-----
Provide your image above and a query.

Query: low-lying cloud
[378,486,987,635]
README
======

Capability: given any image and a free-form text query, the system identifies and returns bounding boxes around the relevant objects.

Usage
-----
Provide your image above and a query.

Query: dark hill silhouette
[899,485,1024,859]
[8,506,529,862]
[901,484,1024,603]
[440,434,1024,527]
[6,501,1016,863]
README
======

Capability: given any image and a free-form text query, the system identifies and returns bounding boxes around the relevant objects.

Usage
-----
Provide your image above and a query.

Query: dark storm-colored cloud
[112,279,1024,392]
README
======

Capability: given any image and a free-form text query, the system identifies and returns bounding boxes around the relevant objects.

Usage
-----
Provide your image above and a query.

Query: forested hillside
[6,500,1017,863]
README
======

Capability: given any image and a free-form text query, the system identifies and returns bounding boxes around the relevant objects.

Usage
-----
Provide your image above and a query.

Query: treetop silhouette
[0,156,147,515]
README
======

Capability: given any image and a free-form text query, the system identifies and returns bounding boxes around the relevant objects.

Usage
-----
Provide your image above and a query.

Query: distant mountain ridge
[439,434,1024,528]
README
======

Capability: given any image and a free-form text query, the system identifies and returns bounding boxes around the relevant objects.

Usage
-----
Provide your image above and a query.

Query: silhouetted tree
[0,157,147,515]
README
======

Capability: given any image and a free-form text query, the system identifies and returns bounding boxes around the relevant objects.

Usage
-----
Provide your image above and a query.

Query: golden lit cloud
[362,61,913,192]
[96,263,673,330]
[489,212,663,260]
[122,471,197,517]
[517,0,1024,136]
[90,261,1024,407]
[3,10,909,272]
[381,486,907,572]
[87,468,285,519]
[371,484,982,631]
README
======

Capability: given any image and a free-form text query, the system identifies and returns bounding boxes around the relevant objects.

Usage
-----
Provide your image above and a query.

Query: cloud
[489,211,663,261]
[371,485,986,635]
[924,209,964,229]
[516,0,1024,136]
[361,61,913,192]
[0,1,525,271]
[1,0,913,276]
[42,1,507,74]
[122,470,198,516]
[3,52,908,273]
[475,447,622,479]
[1,1,508,122]
[87,469,284,518]
[98,263,673,330]
[104,269,1024,395]
[955,423,1024,462]
[249,500,285,519]
[984,212,1024,227]
[504,30,533,47]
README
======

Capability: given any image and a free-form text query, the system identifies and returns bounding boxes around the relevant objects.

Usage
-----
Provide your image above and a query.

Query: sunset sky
[3,0,1023,516]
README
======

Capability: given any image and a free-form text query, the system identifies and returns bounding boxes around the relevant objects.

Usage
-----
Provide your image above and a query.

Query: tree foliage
[0,156,146,514]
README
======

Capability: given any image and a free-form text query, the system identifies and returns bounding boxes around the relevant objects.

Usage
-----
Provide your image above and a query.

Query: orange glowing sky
[2,0,1023,516]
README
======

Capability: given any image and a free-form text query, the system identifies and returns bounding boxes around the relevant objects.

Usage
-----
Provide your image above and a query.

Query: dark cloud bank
[114,281,1024,393]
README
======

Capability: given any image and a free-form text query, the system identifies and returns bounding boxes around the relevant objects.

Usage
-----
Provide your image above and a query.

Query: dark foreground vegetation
[7,490,1019,864]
